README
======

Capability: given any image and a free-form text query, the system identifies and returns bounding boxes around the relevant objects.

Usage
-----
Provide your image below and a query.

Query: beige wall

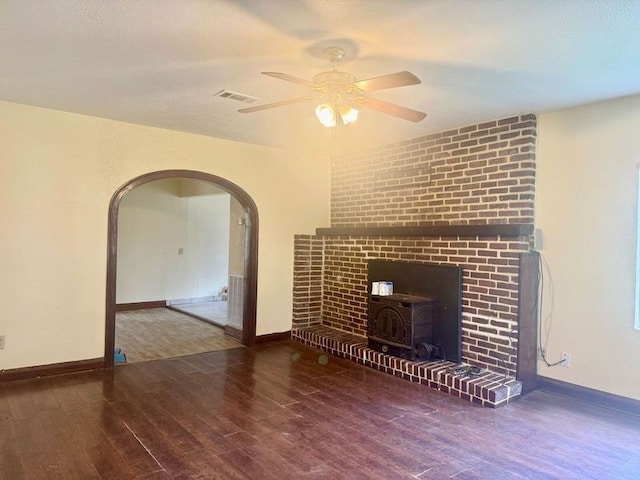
[116,179,231,304]
[536,93,640,400]
[117,179,190,303]
[0,100,330,370]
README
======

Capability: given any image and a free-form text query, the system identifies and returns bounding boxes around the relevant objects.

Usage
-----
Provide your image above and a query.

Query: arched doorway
[104,170,258,367]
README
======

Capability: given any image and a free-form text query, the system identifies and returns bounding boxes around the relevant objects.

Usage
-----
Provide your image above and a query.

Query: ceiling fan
[239,47,426,127]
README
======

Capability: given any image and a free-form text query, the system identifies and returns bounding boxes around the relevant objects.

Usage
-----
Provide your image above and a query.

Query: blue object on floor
[114,348,127,364]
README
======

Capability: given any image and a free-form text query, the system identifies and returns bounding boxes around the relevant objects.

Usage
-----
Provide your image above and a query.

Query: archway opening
[104,170,258,367]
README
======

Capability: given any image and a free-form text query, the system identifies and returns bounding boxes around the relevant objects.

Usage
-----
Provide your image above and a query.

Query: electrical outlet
[561,352,571,367]
[0,335,5,349]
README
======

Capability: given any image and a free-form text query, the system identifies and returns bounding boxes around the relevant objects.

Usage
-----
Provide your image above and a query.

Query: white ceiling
[1,0,639,154]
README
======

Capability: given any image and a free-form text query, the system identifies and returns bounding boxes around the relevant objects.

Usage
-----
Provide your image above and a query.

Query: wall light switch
[0,335,5,349]
[178,248,184,255]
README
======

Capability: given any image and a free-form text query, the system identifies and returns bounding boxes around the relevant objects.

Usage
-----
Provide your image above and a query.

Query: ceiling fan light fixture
[315,103,358,127]
[315,103,337,127]
[340,104,358,125]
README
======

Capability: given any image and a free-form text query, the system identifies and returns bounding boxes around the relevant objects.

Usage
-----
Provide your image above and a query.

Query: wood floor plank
[0,419,28,479]
[161,448,249,480]
[215,448,272,479]
[86,437,139,480]
[6,383,41,420]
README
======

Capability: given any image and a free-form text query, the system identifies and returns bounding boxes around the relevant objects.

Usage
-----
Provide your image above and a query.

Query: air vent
[213,90,258,104]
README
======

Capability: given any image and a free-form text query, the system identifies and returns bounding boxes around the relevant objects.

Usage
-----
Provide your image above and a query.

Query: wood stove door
[370,306,408,345]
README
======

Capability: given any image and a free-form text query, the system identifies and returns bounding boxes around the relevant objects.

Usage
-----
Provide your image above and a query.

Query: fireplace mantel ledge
[316,223,534,238]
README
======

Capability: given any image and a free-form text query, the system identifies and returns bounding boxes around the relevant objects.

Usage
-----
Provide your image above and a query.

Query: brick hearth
[292,325,522,407]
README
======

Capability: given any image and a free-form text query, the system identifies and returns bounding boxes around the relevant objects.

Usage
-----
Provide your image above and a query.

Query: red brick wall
[331,115,536,227]
[320,236,528,373]
[292,235,323,328]
[293,114,536,375]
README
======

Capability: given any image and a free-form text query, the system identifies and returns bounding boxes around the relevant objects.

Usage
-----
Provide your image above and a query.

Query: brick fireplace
[291,114,538,407]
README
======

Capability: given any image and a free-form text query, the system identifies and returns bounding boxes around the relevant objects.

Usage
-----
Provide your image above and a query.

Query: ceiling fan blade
[359,96,426,122]
[238,96,315,113]
[352,71,421,92]
[262,72,320,89]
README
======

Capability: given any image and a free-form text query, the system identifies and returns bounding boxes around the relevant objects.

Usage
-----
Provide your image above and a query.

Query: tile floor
[115,306,242,363]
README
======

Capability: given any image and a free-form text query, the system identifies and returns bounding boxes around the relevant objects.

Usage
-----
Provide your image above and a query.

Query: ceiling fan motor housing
[313,70,358,89]
[313,70,361,106]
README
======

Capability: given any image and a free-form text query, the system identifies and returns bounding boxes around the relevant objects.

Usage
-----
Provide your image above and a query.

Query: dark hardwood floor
[1,341,639,479]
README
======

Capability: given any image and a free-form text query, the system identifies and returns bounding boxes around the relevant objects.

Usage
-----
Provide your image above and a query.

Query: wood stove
[367,260,463,363]
[367,293,435,360]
